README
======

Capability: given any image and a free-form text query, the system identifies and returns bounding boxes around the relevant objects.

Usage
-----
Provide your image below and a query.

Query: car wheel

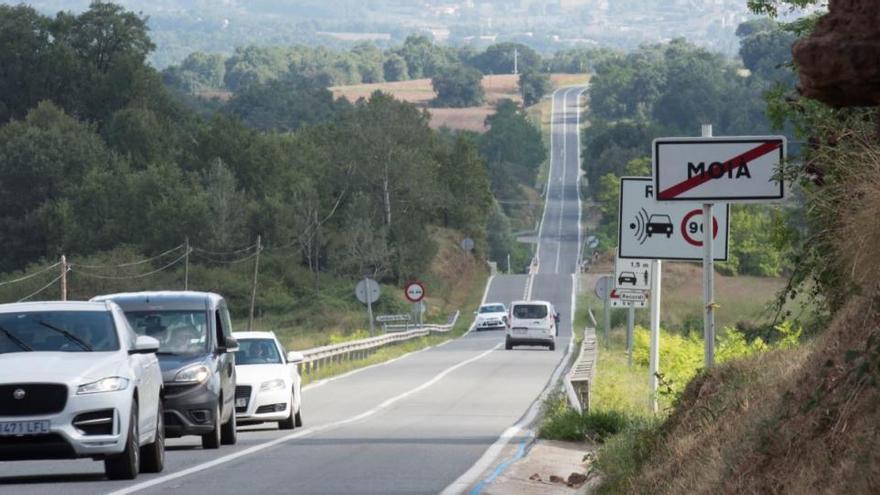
[294,407,303,428]
[220,404,237,445]
[140,401,165,473]
[505,338,513,350]
[549,342,556,351]
[278,392,296,430]
[105,399,140,480]
[201,403,221,450]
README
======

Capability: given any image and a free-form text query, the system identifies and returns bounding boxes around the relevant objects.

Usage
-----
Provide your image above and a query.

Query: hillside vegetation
[0,3,554,343]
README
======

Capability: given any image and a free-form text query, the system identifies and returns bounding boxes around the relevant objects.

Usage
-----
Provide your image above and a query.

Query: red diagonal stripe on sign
[658,141,782,199]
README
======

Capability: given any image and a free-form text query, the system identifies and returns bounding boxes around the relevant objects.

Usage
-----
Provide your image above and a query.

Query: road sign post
[701,125,717,369]
[627,306,635,368]
[595,276,614,348]
[356,278,381,335]
[649,260,661,413]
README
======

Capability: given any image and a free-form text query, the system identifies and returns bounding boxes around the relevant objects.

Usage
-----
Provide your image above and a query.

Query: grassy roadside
[300,268,488,386]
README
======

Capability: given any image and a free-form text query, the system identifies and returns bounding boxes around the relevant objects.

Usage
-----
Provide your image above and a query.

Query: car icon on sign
[646,214,674,238]
[618,271,637,286]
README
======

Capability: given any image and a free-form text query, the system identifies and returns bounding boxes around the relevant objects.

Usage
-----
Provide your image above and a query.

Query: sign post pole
[627,305,635,368]
[701,124,716,369]
[365,277,375,336]
[604,293,611,349]
[649,260,662,413]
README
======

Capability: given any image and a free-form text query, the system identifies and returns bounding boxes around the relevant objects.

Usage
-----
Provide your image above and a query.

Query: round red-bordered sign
[680,209,719,247]
[404,281,425,303]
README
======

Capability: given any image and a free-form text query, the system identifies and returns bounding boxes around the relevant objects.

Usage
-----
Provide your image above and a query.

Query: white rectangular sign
[653,136,786,202]
[615,257,651,291]
[618,177,729,261]
[610,288,648,308]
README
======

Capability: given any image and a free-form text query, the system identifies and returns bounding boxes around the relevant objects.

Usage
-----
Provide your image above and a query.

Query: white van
[505,300,559,351]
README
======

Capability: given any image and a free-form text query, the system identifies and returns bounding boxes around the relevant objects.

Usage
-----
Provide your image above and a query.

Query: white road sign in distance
[595,276,613,301]
[653,136,786,202]
[615,257,651,291]
[405,281,425,303]
[618,177,729,261]
[355,278,381,304]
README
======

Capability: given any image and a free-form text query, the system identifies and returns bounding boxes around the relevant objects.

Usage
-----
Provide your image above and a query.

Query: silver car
[0,301,164,480]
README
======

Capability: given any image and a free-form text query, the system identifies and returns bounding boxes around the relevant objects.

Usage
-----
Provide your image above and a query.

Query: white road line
[108,343,504,495]
[441,276,579,495]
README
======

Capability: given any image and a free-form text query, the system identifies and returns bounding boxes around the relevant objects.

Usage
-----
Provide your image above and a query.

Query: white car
[505,300,559,351]
[0,301,164,480]
[474,303,508,331]
[232,332,303,430]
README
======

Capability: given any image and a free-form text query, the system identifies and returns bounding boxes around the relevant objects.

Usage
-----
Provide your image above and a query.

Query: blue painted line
[469,431,534,495]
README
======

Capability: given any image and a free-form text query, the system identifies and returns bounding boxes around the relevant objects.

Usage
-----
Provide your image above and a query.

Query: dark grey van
[91,291,239,449]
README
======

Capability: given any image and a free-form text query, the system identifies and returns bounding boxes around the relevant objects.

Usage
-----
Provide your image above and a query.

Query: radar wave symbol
[628,208,650,245]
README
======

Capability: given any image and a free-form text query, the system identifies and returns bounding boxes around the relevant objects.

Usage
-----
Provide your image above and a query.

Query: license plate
[236,398,247,408]
[0,420,50,436]
[514,329,527,335]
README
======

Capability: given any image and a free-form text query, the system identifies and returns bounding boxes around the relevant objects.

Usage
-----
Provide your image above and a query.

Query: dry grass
[332,73,590,132]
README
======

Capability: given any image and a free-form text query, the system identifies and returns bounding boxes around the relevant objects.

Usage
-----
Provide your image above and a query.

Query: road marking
[441,276,578,495]
[108,343,503,495]
[575,87,588,268]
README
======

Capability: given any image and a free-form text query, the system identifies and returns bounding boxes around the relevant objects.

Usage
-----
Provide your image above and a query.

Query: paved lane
[0,86,587,495]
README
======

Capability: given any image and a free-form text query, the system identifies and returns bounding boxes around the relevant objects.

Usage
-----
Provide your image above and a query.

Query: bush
[538,391,637,442]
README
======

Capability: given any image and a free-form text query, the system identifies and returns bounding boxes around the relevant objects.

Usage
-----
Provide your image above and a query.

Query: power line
[191,243,258,256]
[71,244,186,269]
[71,252,189,280]
[190,250,260,265]
[17,267,70,302]
[0,261,63,287]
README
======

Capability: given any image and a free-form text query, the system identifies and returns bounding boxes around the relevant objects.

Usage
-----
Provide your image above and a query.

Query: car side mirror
[221,336,239,353]
[130,335,160,355]
[287,351,305,364]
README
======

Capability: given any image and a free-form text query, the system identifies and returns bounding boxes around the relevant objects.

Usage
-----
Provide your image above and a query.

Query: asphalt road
[0,86,588,495]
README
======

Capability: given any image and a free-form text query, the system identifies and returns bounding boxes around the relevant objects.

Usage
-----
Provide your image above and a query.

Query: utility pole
[626,305,635,368]
[507,253,511,274]
[60,255,67,301]
[184,237,190,291]
[702,124,716,369]
[513,47,519,75]
[247,235,262,331]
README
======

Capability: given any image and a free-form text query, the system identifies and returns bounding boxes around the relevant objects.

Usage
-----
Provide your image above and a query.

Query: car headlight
[77,377,130,395]
[174,364,211,383]
[260,379,285,392]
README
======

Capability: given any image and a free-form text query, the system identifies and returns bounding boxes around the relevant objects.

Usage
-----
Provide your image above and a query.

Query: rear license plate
[236,398,247,408]
[514,329,527,335]
[0,420,50,436]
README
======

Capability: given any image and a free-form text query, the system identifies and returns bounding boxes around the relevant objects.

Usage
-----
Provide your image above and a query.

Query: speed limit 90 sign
[618,177,729,261]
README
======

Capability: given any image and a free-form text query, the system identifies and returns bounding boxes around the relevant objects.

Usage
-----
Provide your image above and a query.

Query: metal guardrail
[567,327,598,412]
[297,311,460,375]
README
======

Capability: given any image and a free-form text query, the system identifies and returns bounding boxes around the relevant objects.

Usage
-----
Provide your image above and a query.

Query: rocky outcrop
[792,0,880,107]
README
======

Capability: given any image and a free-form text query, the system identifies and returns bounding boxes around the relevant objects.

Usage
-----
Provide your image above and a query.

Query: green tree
[383,53,409,82]
[519,70,551,107]
[431,64,485,108]
[471,43,542,75]
[226,73,339,132]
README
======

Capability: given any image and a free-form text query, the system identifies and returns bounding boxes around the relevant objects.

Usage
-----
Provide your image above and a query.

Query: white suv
[505,300,559,351]
[0,301,165,480]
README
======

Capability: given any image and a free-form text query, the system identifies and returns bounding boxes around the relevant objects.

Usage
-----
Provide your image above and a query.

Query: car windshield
[512,305,549,319]
[0,311,119,354]
[649,215,671,223]
[235,339,282,365]
[125,310,209,355]
[479,305,505,313]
